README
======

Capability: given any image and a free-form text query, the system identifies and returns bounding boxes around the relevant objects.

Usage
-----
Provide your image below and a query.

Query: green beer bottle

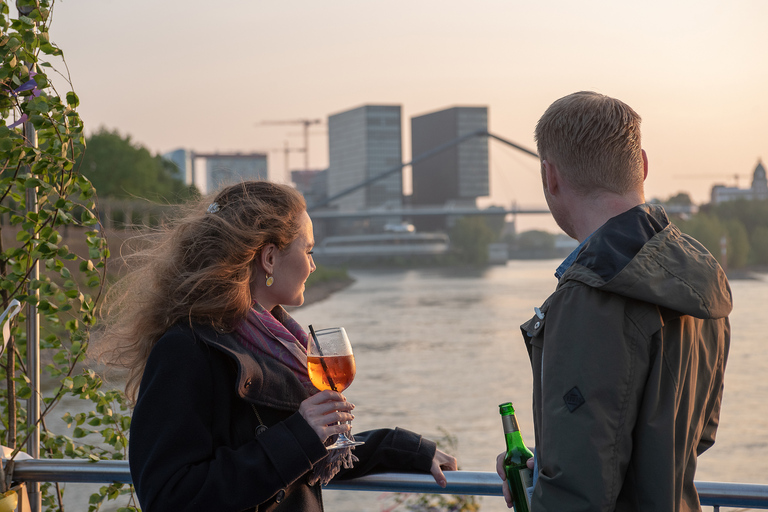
[499,402,534,512]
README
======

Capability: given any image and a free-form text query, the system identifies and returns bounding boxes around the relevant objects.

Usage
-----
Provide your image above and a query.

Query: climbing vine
[1,0,136,510]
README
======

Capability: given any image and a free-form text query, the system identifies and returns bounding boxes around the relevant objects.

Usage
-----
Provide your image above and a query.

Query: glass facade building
[327,105,403,212]
[411,106,489,206]
[196,153,268,194]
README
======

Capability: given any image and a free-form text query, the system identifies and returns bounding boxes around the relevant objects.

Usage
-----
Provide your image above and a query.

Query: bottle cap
[499,402,515,415]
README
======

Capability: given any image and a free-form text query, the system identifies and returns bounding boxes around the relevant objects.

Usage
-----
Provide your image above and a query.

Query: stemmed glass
[307,326,364,450]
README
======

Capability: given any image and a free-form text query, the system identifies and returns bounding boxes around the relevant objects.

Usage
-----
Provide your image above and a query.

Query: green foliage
[449,216,497,265]
[665,192,693,206]
[0,2,137,510]
[750,226,768,265]
[675,200,768,269]
[516,230,555,252]
[77,128,196,202]
[677,213,726,263]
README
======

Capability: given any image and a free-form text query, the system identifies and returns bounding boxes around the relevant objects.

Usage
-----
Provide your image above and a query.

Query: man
[497,91,732,511]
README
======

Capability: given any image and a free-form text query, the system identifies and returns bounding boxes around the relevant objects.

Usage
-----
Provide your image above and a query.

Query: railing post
[18,11,41,510]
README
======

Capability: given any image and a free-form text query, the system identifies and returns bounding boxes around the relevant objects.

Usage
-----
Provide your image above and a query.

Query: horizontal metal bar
[697,480,768,508]
[7,460,768,508]
[330,470,500,496]
[11,459,133,484]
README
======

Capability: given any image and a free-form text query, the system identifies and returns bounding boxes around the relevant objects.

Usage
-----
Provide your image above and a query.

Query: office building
[162,148,194,186]
[711,159,768,204]
[291,169,327,208]
[195,152,268,194]
[327,105,403,212]
[411,106,489,207]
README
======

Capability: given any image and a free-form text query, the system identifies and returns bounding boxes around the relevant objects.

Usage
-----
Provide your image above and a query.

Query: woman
[103,181,457,511]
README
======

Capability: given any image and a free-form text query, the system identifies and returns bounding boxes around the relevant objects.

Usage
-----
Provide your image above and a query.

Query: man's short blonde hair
[535,91,645,196]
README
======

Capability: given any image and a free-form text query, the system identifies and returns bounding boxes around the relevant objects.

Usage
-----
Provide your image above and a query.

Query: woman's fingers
[429,449,458,487]
[298,391,356,443]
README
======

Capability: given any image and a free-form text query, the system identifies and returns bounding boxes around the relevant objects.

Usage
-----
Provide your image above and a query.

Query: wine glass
[307,326,364,450]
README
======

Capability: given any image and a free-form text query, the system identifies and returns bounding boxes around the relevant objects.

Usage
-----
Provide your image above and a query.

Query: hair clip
[206,202,220,214]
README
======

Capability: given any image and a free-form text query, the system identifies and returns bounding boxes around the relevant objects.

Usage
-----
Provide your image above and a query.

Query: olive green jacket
[521,204,732,511]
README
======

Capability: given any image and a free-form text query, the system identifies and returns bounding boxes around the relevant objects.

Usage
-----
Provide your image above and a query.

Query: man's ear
[641,149,649,181]
[260,244,278,275]
[543,160,560,195]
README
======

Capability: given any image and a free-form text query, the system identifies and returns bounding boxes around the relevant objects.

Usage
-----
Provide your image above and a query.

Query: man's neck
[569,190,645,242]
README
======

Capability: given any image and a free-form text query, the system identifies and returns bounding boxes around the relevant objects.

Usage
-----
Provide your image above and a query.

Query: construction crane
[259,119,322,170]
[270,141,305,177]
[674,174,750,187]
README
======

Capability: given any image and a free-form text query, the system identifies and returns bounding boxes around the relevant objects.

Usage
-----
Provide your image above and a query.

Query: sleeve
[129,331,328,512]
[697,316,730,456]
[333,427,437,480]
[531,286,647,512]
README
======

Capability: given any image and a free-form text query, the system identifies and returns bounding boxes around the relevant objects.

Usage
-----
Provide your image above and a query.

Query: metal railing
[7,459,768,510]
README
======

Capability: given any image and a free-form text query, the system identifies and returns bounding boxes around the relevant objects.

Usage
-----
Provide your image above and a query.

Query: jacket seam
[605,307,638,509]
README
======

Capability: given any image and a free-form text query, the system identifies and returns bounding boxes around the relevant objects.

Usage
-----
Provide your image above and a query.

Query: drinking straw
[308,325,337,391]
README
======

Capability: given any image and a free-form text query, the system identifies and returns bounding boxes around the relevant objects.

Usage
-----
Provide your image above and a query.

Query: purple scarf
[234,303,316,393]
[234,303,358,485]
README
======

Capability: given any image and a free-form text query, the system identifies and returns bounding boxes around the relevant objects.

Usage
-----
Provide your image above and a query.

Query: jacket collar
[193,324,311,411]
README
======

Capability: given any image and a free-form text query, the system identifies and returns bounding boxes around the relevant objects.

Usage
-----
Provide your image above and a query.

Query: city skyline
[48,1,767,232]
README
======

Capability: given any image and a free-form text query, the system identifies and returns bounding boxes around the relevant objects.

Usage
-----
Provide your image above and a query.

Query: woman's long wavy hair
[99,181,307,402]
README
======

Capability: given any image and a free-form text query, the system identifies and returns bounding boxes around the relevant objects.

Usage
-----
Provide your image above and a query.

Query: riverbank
[726,265,768,280]
[301,273,355,306]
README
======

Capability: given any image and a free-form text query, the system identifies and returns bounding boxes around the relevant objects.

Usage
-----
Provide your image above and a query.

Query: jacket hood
[563,204,733,320]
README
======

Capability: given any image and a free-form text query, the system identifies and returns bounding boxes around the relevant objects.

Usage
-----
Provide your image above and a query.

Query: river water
[60,260,767,511]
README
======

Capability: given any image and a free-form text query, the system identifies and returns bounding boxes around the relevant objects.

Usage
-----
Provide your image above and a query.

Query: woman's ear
[260,243,278,275]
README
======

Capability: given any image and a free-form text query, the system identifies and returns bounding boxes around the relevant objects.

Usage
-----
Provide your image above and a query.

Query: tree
[665,192,693,206]
[1,2,136,510]
[712,199,768,235]
[677,213,750,270]
[77,128,196,202]
[516,230,555,252]
[449,216,497,265]
[750,226,768,265]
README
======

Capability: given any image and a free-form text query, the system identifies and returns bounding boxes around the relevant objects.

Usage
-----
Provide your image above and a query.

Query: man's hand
[496,452,534,508]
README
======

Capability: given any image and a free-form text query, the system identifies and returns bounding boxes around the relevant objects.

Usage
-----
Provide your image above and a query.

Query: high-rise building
[327,105,403,212]
[291,169,327,208]
[195,152,268,194]
[162,148,194,186]
[411,106,489,207]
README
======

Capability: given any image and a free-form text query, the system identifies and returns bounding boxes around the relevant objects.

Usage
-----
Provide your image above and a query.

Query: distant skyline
[48,1,767,233]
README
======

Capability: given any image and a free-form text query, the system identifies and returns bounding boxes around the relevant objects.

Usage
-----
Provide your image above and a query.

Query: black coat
[129,323,437,511]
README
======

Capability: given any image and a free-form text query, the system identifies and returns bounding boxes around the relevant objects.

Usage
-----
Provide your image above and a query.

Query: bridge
[308,205,551,219]
[307,129,545,221]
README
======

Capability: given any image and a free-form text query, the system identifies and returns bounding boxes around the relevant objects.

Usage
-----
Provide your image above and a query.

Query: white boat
[312,232,450,262]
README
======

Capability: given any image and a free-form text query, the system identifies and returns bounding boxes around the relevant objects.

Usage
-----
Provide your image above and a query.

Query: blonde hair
[535,91,644,196]
[99,181,306,401]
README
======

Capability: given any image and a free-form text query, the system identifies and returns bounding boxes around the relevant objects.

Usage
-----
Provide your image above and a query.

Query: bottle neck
[502,413,520,434]
[502,413,525,448]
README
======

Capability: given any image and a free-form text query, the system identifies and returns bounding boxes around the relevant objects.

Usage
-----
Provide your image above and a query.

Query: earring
[266,275,274,287]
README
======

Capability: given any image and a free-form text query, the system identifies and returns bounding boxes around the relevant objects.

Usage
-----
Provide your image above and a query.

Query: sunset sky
[49,0,767,232]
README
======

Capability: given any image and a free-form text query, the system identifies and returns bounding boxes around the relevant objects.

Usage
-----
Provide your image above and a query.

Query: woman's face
[255,211,316,310]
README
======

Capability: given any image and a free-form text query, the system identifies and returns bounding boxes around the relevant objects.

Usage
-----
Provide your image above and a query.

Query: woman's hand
[298,390,355,444]
[430,448,458,488]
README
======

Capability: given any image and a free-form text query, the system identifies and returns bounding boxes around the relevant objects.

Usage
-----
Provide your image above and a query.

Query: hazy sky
[49,0,767,232]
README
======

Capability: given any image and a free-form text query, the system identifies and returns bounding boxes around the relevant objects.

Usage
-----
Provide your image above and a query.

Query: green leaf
[66,91,79,108]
